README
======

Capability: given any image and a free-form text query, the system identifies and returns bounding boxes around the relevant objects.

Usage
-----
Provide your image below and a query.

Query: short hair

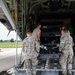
[60,25,68,32]
[36,23,41,27]
[26,29,32,34]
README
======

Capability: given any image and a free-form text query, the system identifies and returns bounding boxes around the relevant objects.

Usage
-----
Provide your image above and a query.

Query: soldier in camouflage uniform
[59,26,73,75]
[22,30,40,75]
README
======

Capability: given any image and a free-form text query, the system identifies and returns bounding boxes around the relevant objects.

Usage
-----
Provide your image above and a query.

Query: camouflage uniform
[22,36,40,75]
[59,33,73,75]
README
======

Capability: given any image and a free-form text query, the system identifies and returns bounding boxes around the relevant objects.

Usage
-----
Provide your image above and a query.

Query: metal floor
[8,54,75,75]
[12,68,75,75]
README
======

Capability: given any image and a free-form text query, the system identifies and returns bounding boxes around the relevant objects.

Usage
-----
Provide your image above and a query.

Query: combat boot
[67,69,72,75]
[67,73,72,75]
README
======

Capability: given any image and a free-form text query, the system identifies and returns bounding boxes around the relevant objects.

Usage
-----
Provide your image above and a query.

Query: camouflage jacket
[22,36,40,59]
[59,33,73,52]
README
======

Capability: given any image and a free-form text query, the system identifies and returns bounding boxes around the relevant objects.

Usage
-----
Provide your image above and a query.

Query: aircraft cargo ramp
[0,0,75,75]
[7,54,75,75]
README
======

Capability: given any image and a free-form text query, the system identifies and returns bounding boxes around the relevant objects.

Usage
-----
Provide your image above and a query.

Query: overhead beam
[0,0,16,30]
[65,0,75,1]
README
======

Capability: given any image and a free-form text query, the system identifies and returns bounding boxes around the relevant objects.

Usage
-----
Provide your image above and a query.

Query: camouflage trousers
[25,57,38,75]
[59,51,73,75]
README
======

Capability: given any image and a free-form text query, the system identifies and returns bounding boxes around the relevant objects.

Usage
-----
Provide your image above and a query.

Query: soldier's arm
[37,29,41,41]
[72,42,75,46]
[72,37,74,46]
[59,37,65,52]
[37,32,41,41]
[35,40,40,53]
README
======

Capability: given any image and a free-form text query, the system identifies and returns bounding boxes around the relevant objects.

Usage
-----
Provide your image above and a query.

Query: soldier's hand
[44,46,48,50]
[40,45,48,50]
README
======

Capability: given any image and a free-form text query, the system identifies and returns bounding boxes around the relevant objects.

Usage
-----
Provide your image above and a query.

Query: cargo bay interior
[0,0,75,75]
[27,0,75,73]
[37,11,75,71]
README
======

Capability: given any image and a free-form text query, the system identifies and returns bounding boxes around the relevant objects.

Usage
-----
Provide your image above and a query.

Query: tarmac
[0,48,22,75]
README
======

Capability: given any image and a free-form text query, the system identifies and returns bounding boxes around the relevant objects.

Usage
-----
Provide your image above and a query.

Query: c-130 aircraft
[0,0,75,75]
